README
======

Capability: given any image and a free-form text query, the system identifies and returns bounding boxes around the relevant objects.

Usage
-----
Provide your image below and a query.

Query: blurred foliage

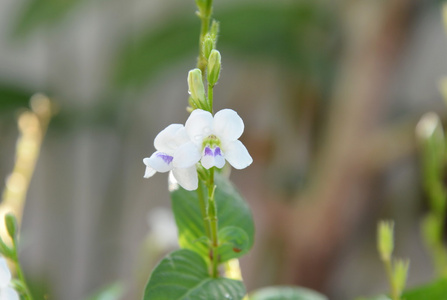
[250,286,328,300]
[114,2,339,87]
[12,0,86,37]
[402,278,447,300]
[0,85,34,116]
[2,1,340,134]
[85,282,125,300]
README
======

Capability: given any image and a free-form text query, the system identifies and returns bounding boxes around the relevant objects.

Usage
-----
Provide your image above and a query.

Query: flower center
[200,135,225,169]
[202,134,221,149]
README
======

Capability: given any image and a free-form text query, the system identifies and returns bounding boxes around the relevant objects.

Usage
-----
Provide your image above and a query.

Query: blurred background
[0,0,446,299]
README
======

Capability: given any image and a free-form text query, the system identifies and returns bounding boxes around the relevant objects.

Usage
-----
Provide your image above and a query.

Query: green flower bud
[195,0,206,12]
[188,69,206,107]
[0,236,14,259]
[393,259,410,296]
[377,220,394,261]
[416,112,445,192]
[5,213,17,240]
[202,35,214,60]
[210,20,220,40]
[207,50,221,86]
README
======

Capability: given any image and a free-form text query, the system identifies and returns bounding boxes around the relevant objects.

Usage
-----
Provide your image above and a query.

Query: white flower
[0,258,19,300]
[143,124,199,191]
[174,109,252,170]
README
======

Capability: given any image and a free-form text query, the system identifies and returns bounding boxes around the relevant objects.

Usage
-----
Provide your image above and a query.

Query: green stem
[208,84,214,112]
[197,181,211,238]
[207,168,219,277]
[12,239,33,300]
[197,1,213,75]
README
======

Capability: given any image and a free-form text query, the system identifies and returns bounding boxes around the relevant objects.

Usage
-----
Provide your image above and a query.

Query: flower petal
[185,109,214,146]
[222,140,253,169]
[145,151,173,173]
[154,124,189,153]
[172,166,198,191]
[143,158,157,178]
[213,109,244,141]
[173,142,201,168]
[0,258,11,287]
[0,287,19,300]
[201,146,225,169]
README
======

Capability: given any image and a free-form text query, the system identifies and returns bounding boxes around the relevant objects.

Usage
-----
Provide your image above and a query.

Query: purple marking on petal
[155,152,173,165]
[204,146,213,156]
[214,147,222,157]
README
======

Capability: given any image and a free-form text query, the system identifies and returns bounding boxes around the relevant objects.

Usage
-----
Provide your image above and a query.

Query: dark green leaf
[250,286,328,300]
[144,249,245,300]
[170,173,254,264]
[217,226,250,262]
[402,278,447,300]
[0,84,33,113]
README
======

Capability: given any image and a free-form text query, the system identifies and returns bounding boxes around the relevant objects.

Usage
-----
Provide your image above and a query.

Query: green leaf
[402,278,447,300]
[361,279,447,300]
[217,226,250,262]
[170,173,254,264]
[0,84,33,113]
[249,286,328,300]
[144,249,246,300]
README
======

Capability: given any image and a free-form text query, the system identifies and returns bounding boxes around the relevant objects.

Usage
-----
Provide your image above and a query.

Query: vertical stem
[12,239,33,300]
[197,1,213,75]
[207,168,219,277]
[197,182,211,238]
[208,84,214,112]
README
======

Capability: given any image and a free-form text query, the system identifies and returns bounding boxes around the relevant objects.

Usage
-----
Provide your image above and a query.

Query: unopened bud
[5,213,17,239]
[195,0,206,13]
[416,112,443,143]
[207,50,221,86]
[202,35,214,60]
[416,112,445,182]
[378,220,394,261]
[393,259,410,296]
[188,69,206,107]
[210,20,219,40]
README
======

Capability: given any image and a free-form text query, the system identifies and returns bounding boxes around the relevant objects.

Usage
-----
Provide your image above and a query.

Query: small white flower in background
[174,109,252,170]
[0,258,19,300]
[143,124,199,191]
[147,208,178,249]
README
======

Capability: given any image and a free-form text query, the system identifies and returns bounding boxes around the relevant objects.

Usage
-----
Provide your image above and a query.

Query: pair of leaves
[144,249,245,300]
[171,173,254,264]
[144,173,253,300]
[144,250,329,300]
